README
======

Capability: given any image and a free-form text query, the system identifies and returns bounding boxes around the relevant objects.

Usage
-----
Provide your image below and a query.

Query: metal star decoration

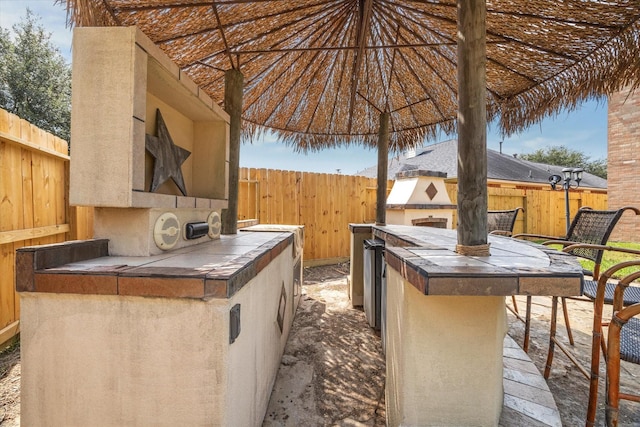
[145,109,191,196]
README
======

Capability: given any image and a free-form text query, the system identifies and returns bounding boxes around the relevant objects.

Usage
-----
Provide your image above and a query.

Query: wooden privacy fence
[239,168,608,262]
[0,109,93,346]
[238,167,393,262]
[448,183,608,237]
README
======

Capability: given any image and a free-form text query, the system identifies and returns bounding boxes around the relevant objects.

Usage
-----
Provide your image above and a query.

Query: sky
[0,0,610,175]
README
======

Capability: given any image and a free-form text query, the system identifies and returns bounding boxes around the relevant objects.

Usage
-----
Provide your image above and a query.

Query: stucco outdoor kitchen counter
[16,230,295,300]
[373,224,584,297]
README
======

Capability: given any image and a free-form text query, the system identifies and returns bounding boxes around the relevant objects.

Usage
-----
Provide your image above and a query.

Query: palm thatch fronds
[59,0,640,152]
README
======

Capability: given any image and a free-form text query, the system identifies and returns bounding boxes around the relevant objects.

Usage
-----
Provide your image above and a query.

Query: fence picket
[0,104,610,345]
[0,109,77,345]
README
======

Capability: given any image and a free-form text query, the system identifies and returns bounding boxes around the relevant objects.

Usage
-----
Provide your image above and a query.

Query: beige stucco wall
[385,174,455,228]
[386,177,453,206]
[227,246,297,426]
[385,209,404,225]
[70,27,142,207]
[20,293,229,426]
[386,209,454,228]
[385,267,506,426]
[93,207,222,256]
[145,92,195,196]
[70,26,230,209]
[20,246,296,426]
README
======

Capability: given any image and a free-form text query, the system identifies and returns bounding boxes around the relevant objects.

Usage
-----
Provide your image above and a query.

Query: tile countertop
[371,225,584,297]
[16,231,296,300]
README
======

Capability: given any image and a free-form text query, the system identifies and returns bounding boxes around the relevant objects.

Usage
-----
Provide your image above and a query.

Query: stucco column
[376,111,390,225]
[385,267,506,426]
[222,69,244,234]
[456,0,488,250]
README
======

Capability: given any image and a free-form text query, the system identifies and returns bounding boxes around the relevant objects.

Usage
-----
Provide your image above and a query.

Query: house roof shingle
[356,139,607,189]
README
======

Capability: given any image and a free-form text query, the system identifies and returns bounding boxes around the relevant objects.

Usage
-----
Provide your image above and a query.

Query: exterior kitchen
[15,27,303,426]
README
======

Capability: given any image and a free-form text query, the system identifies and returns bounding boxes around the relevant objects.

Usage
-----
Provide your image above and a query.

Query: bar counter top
[369,224,584,297]
[16,229,297,300]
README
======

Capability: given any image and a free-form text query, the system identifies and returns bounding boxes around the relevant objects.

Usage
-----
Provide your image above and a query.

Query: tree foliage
[0,9,71,143]
[519,145,607,179]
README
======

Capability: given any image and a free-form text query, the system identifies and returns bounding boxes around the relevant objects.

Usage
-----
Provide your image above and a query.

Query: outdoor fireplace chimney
[385,169,456,228]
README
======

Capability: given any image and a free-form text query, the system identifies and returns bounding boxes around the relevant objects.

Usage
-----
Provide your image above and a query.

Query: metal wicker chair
[512,206,640,354]
[487,208,525,320]
[487,207,524,236]
[585,262,640,427]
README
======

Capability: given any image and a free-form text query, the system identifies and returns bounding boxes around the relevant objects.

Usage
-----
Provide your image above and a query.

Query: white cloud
[261,131,280,144]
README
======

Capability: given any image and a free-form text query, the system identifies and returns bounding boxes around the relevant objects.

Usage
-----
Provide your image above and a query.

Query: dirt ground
[263,263,387,426]
[0,338,19,427]
[2,263,640,426]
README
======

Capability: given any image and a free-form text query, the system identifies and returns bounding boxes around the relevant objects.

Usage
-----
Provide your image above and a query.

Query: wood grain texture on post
[376,111,390,225]
[222,69,244,234]
[456,0,488,250]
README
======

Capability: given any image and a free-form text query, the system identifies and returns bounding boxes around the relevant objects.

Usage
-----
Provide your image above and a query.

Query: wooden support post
[376,111,390,225]
[456,0,488,252]
[222,69,244,235]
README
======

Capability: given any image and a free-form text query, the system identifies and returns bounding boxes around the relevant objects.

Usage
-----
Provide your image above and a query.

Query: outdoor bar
[350,224,584,425]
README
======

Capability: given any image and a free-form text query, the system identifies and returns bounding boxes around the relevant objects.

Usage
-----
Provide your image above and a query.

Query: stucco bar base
[385,266,506,426]
[17,230,302,427]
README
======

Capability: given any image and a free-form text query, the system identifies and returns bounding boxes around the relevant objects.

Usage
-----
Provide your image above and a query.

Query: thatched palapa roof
[61,0,640,152]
